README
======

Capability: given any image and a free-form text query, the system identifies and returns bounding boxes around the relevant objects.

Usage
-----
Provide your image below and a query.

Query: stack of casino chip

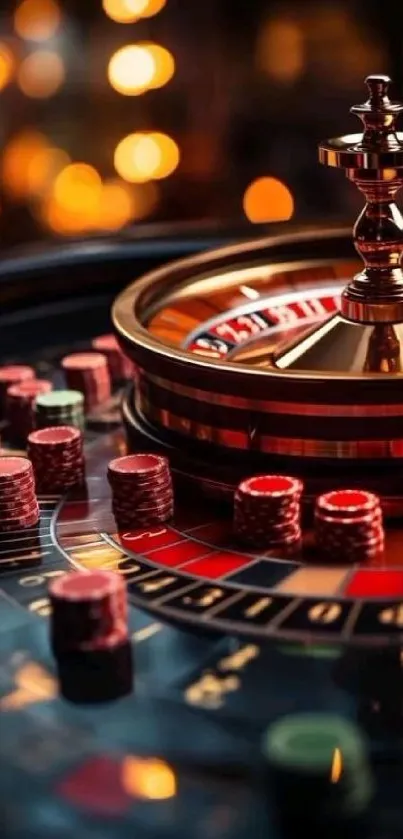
[49,570,133,703]
[27,426,86,493]
[314,489,384,563]
[6,379,53,442]
[92,334,134,382]
[61,352,111,410]
[262,713,373,837]
[0,365,35,415]
[0,457,39,531]
[234,474,303,552]
[108,453,174,529]
[34,390,85,432]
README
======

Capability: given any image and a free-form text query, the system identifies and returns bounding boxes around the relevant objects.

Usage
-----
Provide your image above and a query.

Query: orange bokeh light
[102,0,166,22]
[143,43,175,89]
[108,43,174,95]
[114,132,179,182]
[14,0,61,42]
[18,50,64,98]
[108,44,155,95]
[243,177,294,223]
[121,757,176,800]
[0,43,16,91]
[256,19,304,83]
[0,131,68,200]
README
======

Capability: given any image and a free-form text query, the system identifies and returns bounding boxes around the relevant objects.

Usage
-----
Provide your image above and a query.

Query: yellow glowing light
[114,132,179,183]
[243,177,294,223]
[18,50,64,98]
[0,662,58,710]
[138,0,167,18]
[14,0,61,42]
[0,43,16,91]
[53,163,102,214]
[330,748,343,783]
[108,45,156,95]
[122,757,177,800]
[102,0,166,22]
[257,19,304,84]
[143,43,174,89]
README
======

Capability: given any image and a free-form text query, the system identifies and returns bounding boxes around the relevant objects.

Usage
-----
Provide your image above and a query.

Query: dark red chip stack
[27,426,85,493]
[0,365,35,415]
[0,456,39,531]
[234,474,303,553]
[92,334,134,382]
[6,379,53,442]
[49,570,133,703]
[61,352,111,410]
[108,453,174,530]
[314,489,384,563]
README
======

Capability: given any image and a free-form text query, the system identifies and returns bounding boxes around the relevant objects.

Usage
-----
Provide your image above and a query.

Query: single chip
[36,390,84,410]
[108,453,169,478]
[263,712,368,771]
[28,426,81,446]
[316,489,379,518]
[238,474,303,498]
[0,457,33,481]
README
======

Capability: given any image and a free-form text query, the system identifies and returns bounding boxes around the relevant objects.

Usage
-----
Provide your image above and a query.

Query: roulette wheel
[3,74,403,838]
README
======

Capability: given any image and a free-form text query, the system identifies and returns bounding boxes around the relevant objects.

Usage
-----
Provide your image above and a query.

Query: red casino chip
[316,489,379,519]
[108,453,169,481]
[6,379,53,442]
[49,570,128,654]
[0,365,36,414]
[108,453,174,529]
[234,473,303,551]
[92,334,134,382]
[0,456,39,531]
[27,426,86,492]
[61,352,111,410]
[314,488,384,563]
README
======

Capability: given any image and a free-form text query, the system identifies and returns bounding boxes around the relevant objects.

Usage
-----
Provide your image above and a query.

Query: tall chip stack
[107,453,174,530]
[28,426,86,493]
[6,379,53,442]
[234,475,303,554]
[61,353,111,410]
[49,570,133,703]
[0,457,39,532]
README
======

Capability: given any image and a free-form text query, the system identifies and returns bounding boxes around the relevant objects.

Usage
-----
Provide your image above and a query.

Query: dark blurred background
[0,0,400,247]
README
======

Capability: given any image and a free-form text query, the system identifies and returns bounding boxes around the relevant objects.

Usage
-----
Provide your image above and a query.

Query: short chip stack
[6,379,53,442]
[234,474,303,552]
[0,456,39,532]
[34,390,85,432]
[27,426,86,493]
[314,489,384,563]
[262,713,373,836]
[0,365,35,415]
[61,353,111,410]
[108,453,174,530]
[49,570,133,703]
[92,334,134,382]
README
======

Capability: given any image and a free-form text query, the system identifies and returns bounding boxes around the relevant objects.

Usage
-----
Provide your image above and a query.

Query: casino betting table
[3,74,403,838]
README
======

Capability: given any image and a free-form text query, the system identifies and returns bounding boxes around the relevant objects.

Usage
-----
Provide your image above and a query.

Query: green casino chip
[35,390,84,410]
[263,713,373,820]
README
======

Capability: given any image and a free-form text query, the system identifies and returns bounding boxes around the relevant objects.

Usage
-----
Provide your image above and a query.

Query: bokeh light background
[0,0,395,245]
